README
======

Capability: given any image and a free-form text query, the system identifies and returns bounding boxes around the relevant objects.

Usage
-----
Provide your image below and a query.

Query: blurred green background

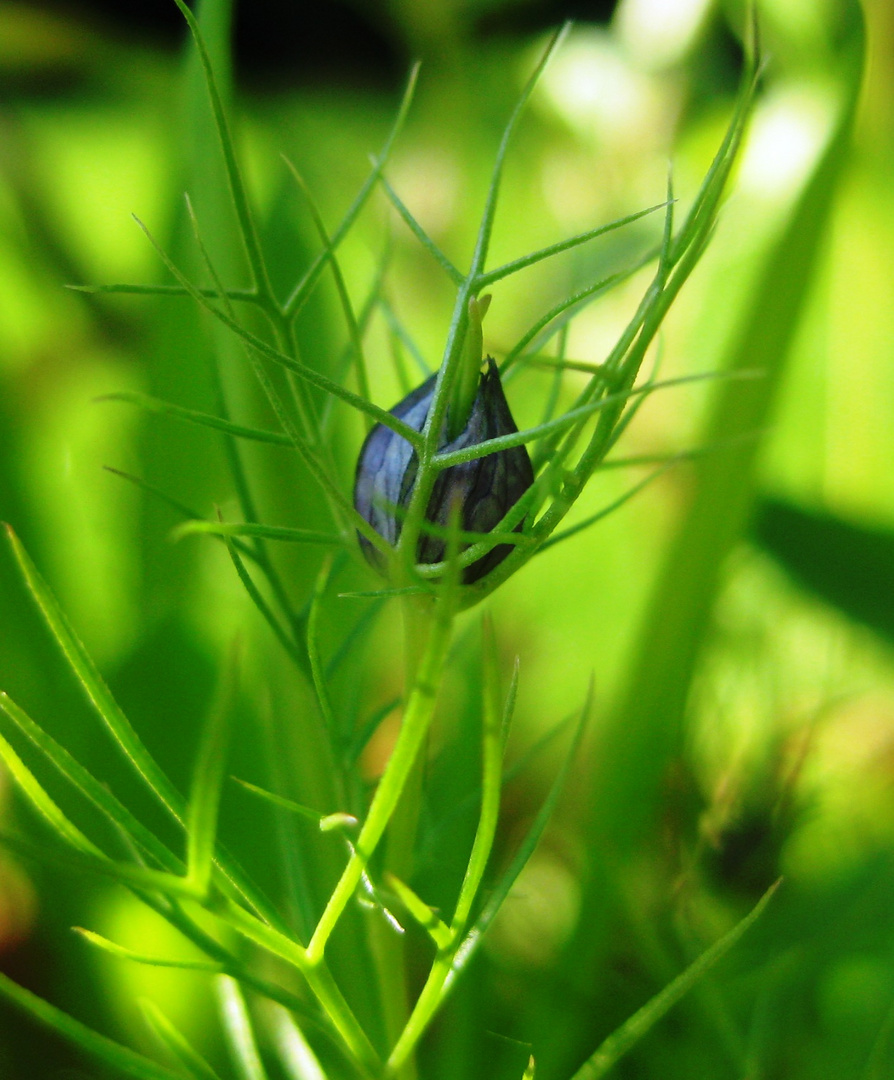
[0,0,893,1077]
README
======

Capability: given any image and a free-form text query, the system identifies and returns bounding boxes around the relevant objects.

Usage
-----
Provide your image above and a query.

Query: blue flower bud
[354,357,534,584]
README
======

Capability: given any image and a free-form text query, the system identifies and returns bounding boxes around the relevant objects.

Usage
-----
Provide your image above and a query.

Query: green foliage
[0,1,883,1079]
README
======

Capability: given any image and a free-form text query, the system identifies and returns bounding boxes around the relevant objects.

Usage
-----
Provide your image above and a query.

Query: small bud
[354,357,534,584]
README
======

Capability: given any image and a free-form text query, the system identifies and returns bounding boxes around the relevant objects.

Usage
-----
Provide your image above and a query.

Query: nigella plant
[0,6,774,1080]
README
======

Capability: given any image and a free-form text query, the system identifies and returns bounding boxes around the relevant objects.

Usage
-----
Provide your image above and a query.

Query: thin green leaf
[451,616,505,933]
[282,61,421,319]
[336,586,432,600]
[568,883,781,1080]
[171,0,273,300]
[284,157,373,414]
[0,830,203,899]
[0,728,101,856]
[175,520,348,546]
[307,556,340,744]
[68,282,259,302]
[387,682,591,1073]
[0,971,184,1080]
[102,467,264,573]
[132,215,424,448]
[4,525,186,824]
[500,252,657,376]
[270,1004,330,1080]
[101,391,292,446]
[231,778,330,825]
[0,692,182,873]
[469,22,569,278]
[220,528,305,668]
[435,369,750,472]
[74,928,224,972]
[377,174,464,284]
[187,645,238,895]
[343,697,400,768]
[446,680,592,991]
[216,976,270,1080]
[385,872,451,950]
[180,189,314,646]
[539,458,680,552]
[141,998,223,1080]
[379,296,431,378]
[476,201,668,288]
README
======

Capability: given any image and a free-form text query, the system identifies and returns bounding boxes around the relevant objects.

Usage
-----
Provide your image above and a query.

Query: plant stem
[306,594,453,963]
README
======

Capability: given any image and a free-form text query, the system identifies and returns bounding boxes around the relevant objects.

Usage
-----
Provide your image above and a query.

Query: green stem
[307,594,453,963]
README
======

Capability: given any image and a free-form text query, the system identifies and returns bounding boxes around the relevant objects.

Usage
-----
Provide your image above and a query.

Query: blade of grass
[552,6,863,1061]
[307,557,344,781]
[585,0,863,892]
[5,523,311,928]
[0,971,185,1080]
[568,883,780,1080]
[450,615,505,933]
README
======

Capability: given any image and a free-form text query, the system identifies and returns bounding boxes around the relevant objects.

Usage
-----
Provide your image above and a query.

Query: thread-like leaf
[74,928,224,972]
[477,201,668,288]
[101,391,292,446]
[187,646,239,895]
[4,524,185,824]
[271,1004,330,1080]
[568,883,780,1080]
[0,692,182,872]
[175,521,348,546]
[0,971,184,1080]
[0,728,100,856]
[216,976,270,1080]
[141,998,223,1080]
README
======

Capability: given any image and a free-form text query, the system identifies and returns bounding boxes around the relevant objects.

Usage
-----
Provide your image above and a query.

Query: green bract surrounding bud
[354,358,534,584]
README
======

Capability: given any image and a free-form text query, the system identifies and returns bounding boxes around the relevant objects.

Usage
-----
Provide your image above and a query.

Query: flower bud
[354,357,534,584]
